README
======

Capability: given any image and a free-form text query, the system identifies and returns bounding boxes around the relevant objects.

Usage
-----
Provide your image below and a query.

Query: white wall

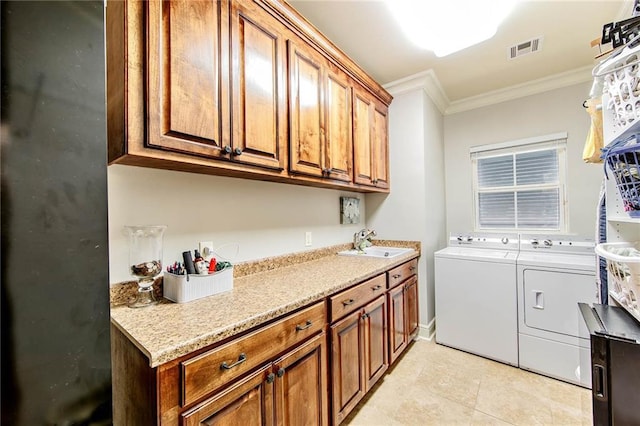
[367,87,446,330]
[108,165,365,284]
[443,82,602,236]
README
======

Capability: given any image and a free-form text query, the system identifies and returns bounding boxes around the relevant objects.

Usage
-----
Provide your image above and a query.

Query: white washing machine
[435,233,519,366]
[517,234,597,388]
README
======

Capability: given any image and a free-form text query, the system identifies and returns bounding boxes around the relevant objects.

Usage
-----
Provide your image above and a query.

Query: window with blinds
[471,134,567,231]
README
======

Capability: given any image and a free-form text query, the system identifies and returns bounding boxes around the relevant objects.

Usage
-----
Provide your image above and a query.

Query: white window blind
[471,134,567,231]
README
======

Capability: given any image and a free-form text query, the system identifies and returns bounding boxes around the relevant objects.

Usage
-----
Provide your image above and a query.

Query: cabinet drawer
[181,301,326,406]
[387,258,417,289]
[330,274,386,322]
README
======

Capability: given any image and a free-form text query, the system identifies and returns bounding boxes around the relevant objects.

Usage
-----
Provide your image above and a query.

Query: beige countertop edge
[110,243,420,368]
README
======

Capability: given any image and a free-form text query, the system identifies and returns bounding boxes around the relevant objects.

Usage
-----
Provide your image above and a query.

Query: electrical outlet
[305,232,312,247]
[199,241,214,258]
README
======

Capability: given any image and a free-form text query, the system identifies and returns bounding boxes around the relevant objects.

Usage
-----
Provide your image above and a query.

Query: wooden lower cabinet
[111,258,419,426]
[330,295,388,424]
[388,274,419,365]
[183,332,328,426]
[388,284,407,364]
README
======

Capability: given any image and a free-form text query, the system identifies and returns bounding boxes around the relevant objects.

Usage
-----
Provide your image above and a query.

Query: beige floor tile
[391,390,476,425]
[342,339,593,426]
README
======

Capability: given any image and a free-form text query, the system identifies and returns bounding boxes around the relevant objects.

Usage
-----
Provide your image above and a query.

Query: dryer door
[522,268,596,339]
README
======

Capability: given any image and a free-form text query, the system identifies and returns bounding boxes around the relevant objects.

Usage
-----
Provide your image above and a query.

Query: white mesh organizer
[596,242,640,321]
[594,42,640,131]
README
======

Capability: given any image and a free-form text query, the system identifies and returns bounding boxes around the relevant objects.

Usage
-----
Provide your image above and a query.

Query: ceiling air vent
[508,37,543,60]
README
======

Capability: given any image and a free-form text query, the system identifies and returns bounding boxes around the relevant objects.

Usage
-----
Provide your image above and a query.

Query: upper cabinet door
[352,85,389,189]
[352,86,374,186]
[324,65,353,183]
[146,0,230,157]
[230,2,287,171]
[372,102,390,189]
[288,40,325,178]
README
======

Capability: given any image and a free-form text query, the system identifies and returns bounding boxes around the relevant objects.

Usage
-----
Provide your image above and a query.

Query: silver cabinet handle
[220,353,247,370]
[296,320,312,331]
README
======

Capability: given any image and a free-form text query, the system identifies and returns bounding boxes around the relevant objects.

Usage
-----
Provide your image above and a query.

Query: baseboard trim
[416,318,436,341]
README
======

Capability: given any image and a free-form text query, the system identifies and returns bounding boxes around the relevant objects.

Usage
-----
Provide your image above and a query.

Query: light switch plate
[305,232,312,247]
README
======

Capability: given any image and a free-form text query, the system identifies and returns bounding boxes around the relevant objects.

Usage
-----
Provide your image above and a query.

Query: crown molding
[383,69,450,114]
[384,64,594,116]
[445,65,593,114]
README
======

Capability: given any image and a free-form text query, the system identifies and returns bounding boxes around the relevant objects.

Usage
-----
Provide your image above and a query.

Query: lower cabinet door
[363,295,388,390]
[405,276,419,340]
[181,364,275,426]
[273,333,329,426]
[388,284,407,364]
[331,309,365,425]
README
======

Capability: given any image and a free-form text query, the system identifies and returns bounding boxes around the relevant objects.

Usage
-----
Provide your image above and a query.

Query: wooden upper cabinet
[230,1,287,170]
[147,0,230,157]
[107,0,390,191]
[288,39,353,183]
[288,40,325,178]
[353,85,389,190]
[324,64,353,183]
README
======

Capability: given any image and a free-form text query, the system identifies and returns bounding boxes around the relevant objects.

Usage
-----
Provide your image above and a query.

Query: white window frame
[470,132,568,233]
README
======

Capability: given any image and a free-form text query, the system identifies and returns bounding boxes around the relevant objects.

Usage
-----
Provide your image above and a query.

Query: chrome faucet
[353,229,377,252]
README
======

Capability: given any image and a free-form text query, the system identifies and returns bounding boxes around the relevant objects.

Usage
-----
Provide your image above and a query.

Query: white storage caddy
[163,266,233,303]
[596,241,640,321]
[595,42,640,132]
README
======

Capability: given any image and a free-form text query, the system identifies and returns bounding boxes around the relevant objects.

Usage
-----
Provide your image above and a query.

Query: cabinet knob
[276,367,285,378]
[342,298,355,306]
[371,284,382,291]
[392,274,402,279]
[266,373,275,384]
[223,145,232,155]
[220,353,247,370]
[361,313,370,320]
[233,147,243,156]
[322,168,330,175]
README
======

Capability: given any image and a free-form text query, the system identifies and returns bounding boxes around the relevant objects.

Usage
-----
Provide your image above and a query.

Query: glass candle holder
[125,225,167,308]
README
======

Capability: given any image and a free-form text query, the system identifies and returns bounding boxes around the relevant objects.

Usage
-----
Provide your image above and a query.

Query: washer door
[522,268,596,339]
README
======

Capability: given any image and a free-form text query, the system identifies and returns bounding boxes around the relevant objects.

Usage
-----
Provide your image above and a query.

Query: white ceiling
[289,0,630,108]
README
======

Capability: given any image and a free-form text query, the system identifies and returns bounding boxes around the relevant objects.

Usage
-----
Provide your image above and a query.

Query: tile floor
[344,339,593,425]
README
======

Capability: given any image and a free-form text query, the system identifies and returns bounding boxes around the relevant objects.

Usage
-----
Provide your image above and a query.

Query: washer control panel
[449,233,519,251]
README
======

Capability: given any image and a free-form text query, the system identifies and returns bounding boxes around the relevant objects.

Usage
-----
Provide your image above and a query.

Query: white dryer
[517,234,597,388]
[435,233,519,366]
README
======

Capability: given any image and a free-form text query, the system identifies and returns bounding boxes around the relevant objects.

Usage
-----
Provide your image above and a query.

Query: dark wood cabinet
[388,260,419,364]
[328,274,389,424]
[111,256,419,425]
[330,295,388,425]
[146,0,230,158]
[362,296,388,390]
[353,84,389,190]
[388,283,407,364]
[230,0,288,170]
[107,0,391,193]
[331,309,365,424]
[287,39,353,183]
[183,333,327,426]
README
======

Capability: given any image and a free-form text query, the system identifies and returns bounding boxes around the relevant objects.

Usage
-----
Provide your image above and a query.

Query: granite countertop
[110,241,419,367]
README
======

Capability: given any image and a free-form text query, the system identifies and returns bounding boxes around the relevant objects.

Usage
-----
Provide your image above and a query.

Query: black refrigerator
[1,1,112,424]
[580,303,640,426]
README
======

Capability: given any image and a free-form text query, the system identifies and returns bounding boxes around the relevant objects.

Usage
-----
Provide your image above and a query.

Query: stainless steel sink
[337,246,413,259]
